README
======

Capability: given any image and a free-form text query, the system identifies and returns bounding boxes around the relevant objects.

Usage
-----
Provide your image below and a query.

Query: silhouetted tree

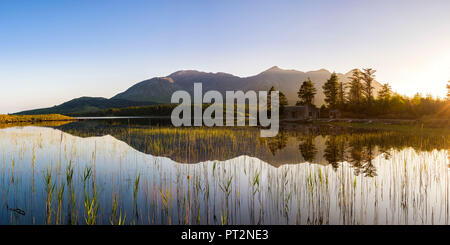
[297,78,317,106]
[322,72,339,110]
[378,83,392,102]
[361,68,376,107]
[337,81,346,109]
[268,86,288,114]
[348,69,363,106]
[279,92,288,114]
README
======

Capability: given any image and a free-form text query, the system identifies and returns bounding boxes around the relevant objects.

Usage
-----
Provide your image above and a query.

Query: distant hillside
[113,66,383,106]
[15,97,155,116]
[16,67,383,115]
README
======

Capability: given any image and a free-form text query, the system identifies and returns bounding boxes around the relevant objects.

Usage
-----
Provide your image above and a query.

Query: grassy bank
[314,121,450,135]
[0,114,76,123]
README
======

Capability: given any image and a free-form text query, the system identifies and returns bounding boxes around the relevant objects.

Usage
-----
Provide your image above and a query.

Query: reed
[43,168,56,225]
[55,181,65,224]
[110,195,126,225]
[0,121,448,225]
[132,173,141,224]
[82,167,98,225]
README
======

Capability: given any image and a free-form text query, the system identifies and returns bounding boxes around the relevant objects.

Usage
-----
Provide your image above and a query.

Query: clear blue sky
[1,0,449,113]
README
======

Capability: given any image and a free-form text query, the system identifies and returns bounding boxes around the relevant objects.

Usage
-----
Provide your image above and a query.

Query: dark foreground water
[0,119,449,225]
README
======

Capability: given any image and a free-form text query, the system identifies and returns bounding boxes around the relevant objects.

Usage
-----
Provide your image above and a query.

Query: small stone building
[283,105,319,120]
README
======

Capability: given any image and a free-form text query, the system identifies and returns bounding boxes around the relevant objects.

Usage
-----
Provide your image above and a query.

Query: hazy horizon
[1,0,450,114]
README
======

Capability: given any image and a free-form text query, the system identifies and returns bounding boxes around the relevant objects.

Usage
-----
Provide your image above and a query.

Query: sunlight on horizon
[388,49,450,98]
[1,0,450,114]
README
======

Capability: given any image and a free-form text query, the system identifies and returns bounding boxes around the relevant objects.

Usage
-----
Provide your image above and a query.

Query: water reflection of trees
[53,121,448,174]
[324,136,341,170]
[322,135,377,176]
[267,132,288,156]
[361,143,377,177]
[298,136,317,162]
[265,132,381,176]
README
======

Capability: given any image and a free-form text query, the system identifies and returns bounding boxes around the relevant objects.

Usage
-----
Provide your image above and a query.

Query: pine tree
[268,86,288,114]
[322,72,339,109]
[378,83,392,102]
[348,69,363,106]
[279,91,288,114]
[297,77,317,106]
[337,81,346,109]
[361,68,376,107]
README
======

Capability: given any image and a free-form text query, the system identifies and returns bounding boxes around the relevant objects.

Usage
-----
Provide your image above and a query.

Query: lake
[0,119,449,225]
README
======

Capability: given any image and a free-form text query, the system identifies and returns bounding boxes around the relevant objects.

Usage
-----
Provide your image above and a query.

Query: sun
[393,51,450,98]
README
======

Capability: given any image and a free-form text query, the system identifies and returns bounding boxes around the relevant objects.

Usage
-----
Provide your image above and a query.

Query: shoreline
[0,114,77,124]
[282,117,449,126]
[2,114,448,130]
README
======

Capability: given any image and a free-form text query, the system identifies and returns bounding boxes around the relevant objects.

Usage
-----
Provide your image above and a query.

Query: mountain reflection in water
[0,118,448,225]
[55,119,448,170]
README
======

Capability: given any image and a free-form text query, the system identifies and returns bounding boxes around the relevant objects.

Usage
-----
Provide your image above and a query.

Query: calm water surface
[0,119,448,225]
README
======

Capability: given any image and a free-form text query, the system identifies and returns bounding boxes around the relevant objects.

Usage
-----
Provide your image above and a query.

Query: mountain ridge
[16,66,383,115]
[112,66,382,105]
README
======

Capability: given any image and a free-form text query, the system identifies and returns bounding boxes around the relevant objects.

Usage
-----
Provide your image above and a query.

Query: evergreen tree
[279,91,288,114]
[337,81,346,109]
[297,78,317,106]
[378,83,392,102]
[348,69,363,106]
[361,68,376,107]
[322,72,339,109]
[268,86,288,114]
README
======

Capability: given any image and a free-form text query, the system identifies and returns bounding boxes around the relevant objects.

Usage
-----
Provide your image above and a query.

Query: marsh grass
[44,168,56,225]
[55,181,65,224]
[0,123,448,225]
[82,167,98,225]
[110,195,126,225]
[0,114,75,124]
[132,173,140,224]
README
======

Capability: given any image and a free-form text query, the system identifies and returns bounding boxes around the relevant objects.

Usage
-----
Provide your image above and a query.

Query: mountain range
[16,66,383,115]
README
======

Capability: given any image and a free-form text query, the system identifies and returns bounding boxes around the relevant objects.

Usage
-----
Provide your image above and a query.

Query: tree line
[293,69,450,119]
[76,77,450,120]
